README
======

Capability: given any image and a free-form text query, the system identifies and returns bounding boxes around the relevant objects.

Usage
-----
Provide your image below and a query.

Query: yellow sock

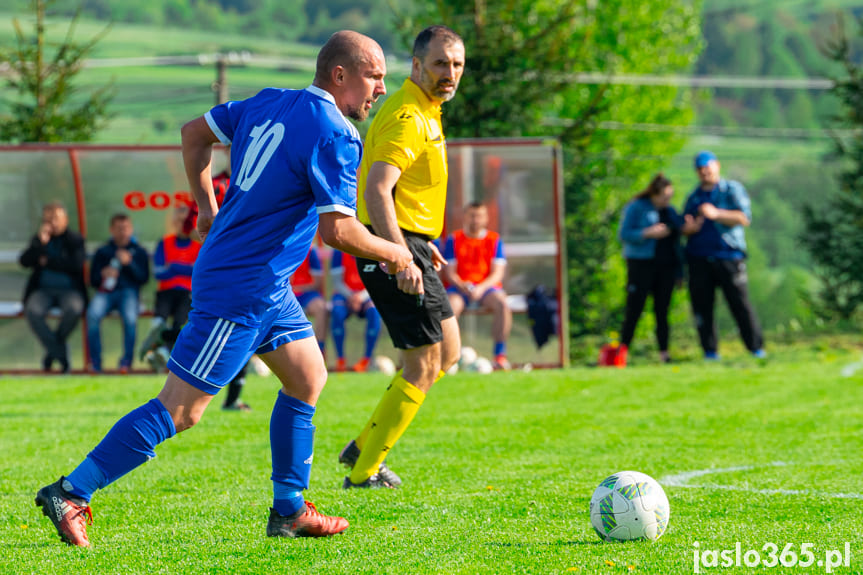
[356,370,443,450]
[349,374,427,484]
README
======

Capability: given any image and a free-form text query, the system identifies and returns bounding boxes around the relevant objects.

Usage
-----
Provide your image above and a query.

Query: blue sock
[494,341,506,356]
[270,391,315,517]
[364,306,381,358]
[66,398,176,501]
[63,458,105,501]
[331,302,348,359]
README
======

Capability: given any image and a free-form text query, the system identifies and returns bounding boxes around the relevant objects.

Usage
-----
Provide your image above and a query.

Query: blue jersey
[193,86,361,326]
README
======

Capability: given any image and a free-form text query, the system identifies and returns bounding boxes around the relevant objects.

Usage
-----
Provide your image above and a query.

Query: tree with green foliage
[0,0,113,142]
[749,163,836,269]
[696,4,841,130]
[754,92,784,128]
[800,16,863,321]
[395,0,702,342]
[786,90,817,129]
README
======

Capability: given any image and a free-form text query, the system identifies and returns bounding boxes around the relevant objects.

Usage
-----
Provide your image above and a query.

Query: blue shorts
[296,291,323,309]
[167,293,314,395]
[446,286,502,308]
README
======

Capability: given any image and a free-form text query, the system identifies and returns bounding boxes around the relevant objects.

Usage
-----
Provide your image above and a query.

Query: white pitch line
[660,462,863,500]
[840,357,863,378]
[661,462,792,486]
[672,483,863,500]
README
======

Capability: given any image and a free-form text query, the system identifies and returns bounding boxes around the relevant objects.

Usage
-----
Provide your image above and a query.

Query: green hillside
[0,13,406,143]
[696,0,854,130]
[704,0,863,17]
[0,13,319,59]
[2,1,857,141]
[3,0,412,52]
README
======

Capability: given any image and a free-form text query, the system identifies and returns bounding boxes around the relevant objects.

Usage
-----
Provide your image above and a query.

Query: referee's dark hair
[413,25,463,60]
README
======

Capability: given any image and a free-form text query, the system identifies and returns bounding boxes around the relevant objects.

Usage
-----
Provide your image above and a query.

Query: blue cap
[694,151,717,168]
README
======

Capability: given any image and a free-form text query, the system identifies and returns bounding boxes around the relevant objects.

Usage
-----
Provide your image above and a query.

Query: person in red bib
[171,152,255,410]
[291,246,328,357]
[442,201,512,370]
[139,205,201,371]
[330,250,381,373]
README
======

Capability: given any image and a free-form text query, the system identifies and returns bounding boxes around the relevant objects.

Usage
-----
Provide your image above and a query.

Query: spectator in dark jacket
[617,174,689,364]
[19,202,87,373]
[86,213,150,373]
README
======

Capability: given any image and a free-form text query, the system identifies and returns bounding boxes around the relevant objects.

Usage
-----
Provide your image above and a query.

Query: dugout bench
[0,299,158,375]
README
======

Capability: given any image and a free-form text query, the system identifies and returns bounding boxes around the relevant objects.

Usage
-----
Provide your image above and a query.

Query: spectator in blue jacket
[87,213,150,372]
[618,174,686,364]
[683,151,764,360]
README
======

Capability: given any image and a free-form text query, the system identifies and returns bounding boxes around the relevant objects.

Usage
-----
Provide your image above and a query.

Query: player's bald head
[315,30,383,83]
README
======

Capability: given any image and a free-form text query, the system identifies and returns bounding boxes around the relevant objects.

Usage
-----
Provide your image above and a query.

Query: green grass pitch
[2,351,862,574]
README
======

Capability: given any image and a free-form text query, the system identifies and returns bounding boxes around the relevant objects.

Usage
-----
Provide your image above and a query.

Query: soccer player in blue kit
[34,30,416,546]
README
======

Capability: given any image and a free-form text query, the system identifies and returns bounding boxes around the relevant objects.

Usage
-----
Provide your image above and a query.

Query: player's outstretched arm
[318,212,413,283]
[181,117,221,240]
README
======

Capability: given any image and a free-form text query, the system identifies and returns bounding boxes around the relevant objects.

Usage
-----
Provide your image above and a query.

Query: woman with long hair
[616,173,684,364]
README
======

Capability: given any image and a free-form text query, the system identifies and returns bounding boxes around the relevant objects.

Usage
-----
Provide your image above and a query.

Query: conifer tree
[0,0,113,142]
[800,16,863,320]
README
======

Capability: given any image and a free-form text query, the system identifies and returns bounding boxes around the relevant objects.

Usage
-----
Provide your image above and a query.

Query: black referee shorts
[358,232,454,350]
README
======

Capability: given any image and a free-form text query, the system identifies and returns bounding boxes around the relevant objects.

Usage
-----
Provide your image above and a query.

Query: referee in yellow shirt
[339,25,465,488]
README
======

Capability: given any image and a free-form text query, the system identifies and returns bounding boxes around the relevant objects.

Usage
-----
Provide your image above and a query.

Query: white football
[249,354,272,377]
[373,355,397,376]
[144,347,169,374]
[590,470,670,542]
[459,346,478,368]
[472,356,494,374]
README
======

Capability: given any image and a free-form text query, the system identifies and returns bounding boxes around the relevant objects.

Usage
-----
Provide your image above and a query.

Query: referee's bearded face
[414,37,465,104]
[343,49,387,122]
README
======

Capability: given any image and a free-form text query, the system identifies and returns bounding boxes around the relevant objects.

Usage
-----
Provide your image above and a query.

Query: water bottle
[101,257,121,292]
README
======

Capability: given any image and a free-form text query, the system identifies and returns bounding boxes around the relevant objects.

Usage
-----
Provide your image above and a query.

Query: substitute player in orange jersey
[442,201,512,370]
[138,204,201,373]
[145,159,253,411]
[330,250,381,373]
[290,246,328,357]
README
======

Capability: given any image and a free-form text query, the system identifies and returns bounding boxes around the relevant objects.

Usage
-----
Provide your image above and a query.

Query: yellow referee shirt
[357,78,448,239]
